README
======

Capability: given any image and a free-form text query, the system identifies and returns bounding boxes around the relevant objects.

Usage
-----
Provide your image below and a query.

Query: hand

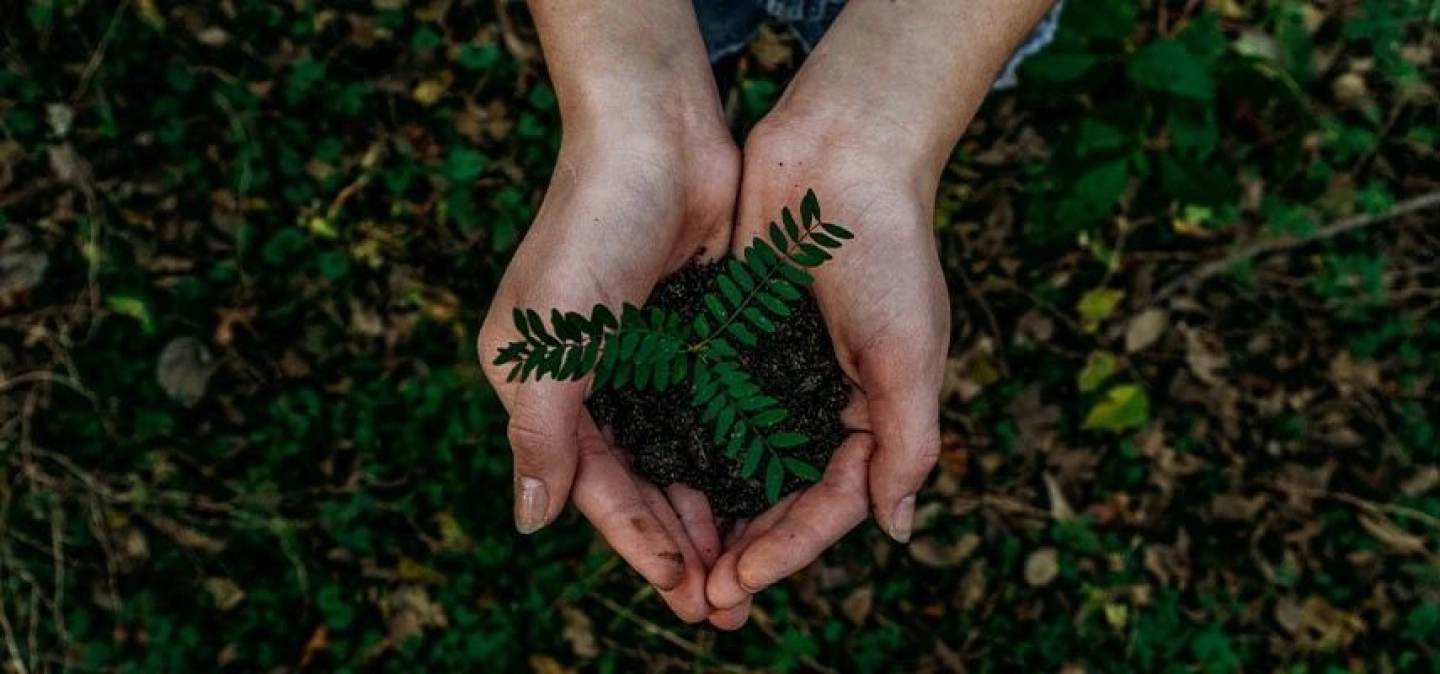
[477,117,739,622]
[702,116,950,629]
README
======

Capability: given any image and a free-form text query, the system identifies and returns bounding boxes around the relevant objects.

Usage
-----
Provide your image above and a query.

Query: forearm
[527,1,724,135]
[771,0,1056,175]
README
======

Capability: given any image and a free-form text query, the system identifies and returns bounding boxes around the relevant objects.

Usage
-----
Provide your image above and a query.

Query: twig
[70,0,131,102]
[1151,191,1440,305]
[591,592,709,657]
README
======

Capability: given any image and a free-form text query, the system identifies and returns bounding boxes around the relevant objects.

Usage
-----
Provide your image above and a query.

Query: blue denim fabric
[693,0,1065,89]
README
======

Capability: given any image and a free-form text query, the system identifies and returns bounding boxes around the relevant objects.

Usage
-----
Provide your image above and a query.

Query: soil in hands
[587,262,849,519]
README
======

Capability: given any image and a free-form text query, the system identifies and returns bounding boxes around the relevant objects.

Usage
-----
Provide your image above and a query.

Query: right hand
[477,117,738,622]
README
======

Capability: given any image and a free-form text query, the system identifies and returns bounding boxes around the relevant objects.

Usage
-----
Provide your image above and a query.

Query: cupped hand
[703,118,951,629]
[478,121,738,623]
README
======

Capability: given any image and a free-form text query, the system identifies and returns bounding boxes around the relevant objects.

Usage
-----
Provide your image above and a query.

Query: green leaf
[782,458,821,481]
[1082,384,1151,433]
[727,322,758,346]
[757,292,791,318]
[443,147,488,183]
[636,334,659,362]
[777,263,814,287]
[633,360,652,390]
[768,277,801,300]
[727,259,755,291]
[493,342,527,366]
[693,313,712,336]
[552,309,579,341]
[718,275,742,308]
[799,243,830,263]
[512,308,530,339]
[714,407,736,446]
[709,338,738,359]
[1078,288,1126,329]
[739,395,779,411]
[670,355,687,384]
[782,207,800,242]
[591,304,617,331]
[726,431,745,459]
[577,339,601,378]
[506,362,523,383]
[769,222,787,252]
[769,432,807,448]
[705,294,728,323]
[557,346,583,380]
[821,222,853,240]
[741,439,764,477]
[752,408,788,428]
[742,308,776,333]
[1077,351,1118,393]
[811,232,841,249]
[764,457,784,503]
[754,240,780,267]
[1128,40,1215,102]
[701,395,723,423]
[619,332,641,359]
[526,310,557,345]
[801,189,820,226]
[653,355,671,390]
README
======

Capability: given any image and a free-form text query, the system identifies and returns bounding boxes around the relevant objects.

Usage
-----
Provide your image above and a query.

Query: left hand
[702,114,951,630]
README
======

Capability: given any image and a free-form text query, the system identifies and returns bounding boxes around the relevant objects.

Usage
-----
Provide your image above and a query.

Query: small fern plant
[493,190,852,503]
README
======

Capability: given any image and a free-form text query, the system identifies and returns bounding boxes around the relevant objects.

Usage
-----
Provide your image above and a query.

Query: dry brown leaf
[1124,308,1168,353]
[1210,493,1268,521]
[385,585,448,644]
[1024,547,1060,587]
[203,577,245,612]
[528,654,569,674]
[559,605,598,659]
[1043,473,1077,521]
[1357,514,1428,555]
[1182,326,1229,386]
[909,533,981,569]
[841,584,874,625]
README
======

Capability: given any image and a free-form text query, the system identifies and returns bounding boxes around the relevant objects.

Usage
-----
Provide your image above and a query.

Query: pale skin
[477,0,1056,628]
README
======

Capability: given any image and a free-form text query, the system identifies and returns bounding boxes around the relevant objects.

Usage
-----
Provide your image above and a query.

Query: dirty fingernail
[889,494,915,543]
[516,477,549,534]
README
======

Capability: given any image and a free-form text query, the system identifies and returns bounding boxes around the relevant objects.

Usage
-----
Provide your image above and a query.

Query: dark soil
[587,262,848,518]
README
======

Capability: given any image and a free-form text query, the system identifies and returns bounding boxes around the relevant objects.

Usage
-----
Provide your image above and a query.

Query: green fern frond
[493,188,850,503]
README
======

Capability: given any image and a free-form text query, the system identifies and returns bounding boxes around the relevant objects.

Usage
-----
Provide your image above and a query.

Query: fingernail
[515,477,548,534]
[889,494,916,544]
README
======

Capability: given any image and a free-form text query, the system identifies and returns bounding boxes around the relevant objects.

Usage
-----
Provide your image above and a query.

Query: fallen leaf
[560,605,598,658]
[385,585,447,644]
[1077,350,1118,393]
[1183,327,1229,386]
[0,227,47,303]
[1124,308,1168,353]
[299,624,328,667]
[157,336,217,407]
[203,578,245,611]
[1210,493,1268,520]
[909,533,982,569]
[1043,473,1077,521]
[1083,384,1150,433]
[841,585,874,625]
[1357,514,1428,555]
[1078,288,1125,332]
[528,654,568,674]
[1024,547,1061,587]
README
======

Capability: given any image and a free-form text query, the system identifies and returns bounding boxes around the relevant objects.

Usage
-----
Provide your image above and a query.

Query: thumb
[506,383,584,534]
[859,333,944,544]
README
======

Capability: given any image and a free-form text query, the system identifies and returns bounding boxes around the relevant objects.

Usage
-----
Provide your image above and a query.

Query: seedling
[494,190,852,502]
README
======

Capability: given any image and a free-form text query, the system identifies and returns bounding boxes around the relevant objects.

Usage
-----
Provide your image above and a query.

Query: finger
[667,484,721,569]
[639,483,711,623]
[571,416,687,592]
[732,433,873,595]
[505,381,586,534]
[859,334,944,544]
[707,598,753,631]
[706,493,801,610]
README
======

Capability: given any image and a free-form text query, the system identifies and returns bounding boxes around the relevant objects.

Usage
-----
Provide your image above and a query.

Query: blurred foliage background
[1,1,1437,672]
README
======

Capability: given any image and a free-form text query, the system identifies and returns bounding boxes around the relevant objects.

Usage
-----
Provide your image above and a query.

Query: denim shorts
[693,0,1065,89]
